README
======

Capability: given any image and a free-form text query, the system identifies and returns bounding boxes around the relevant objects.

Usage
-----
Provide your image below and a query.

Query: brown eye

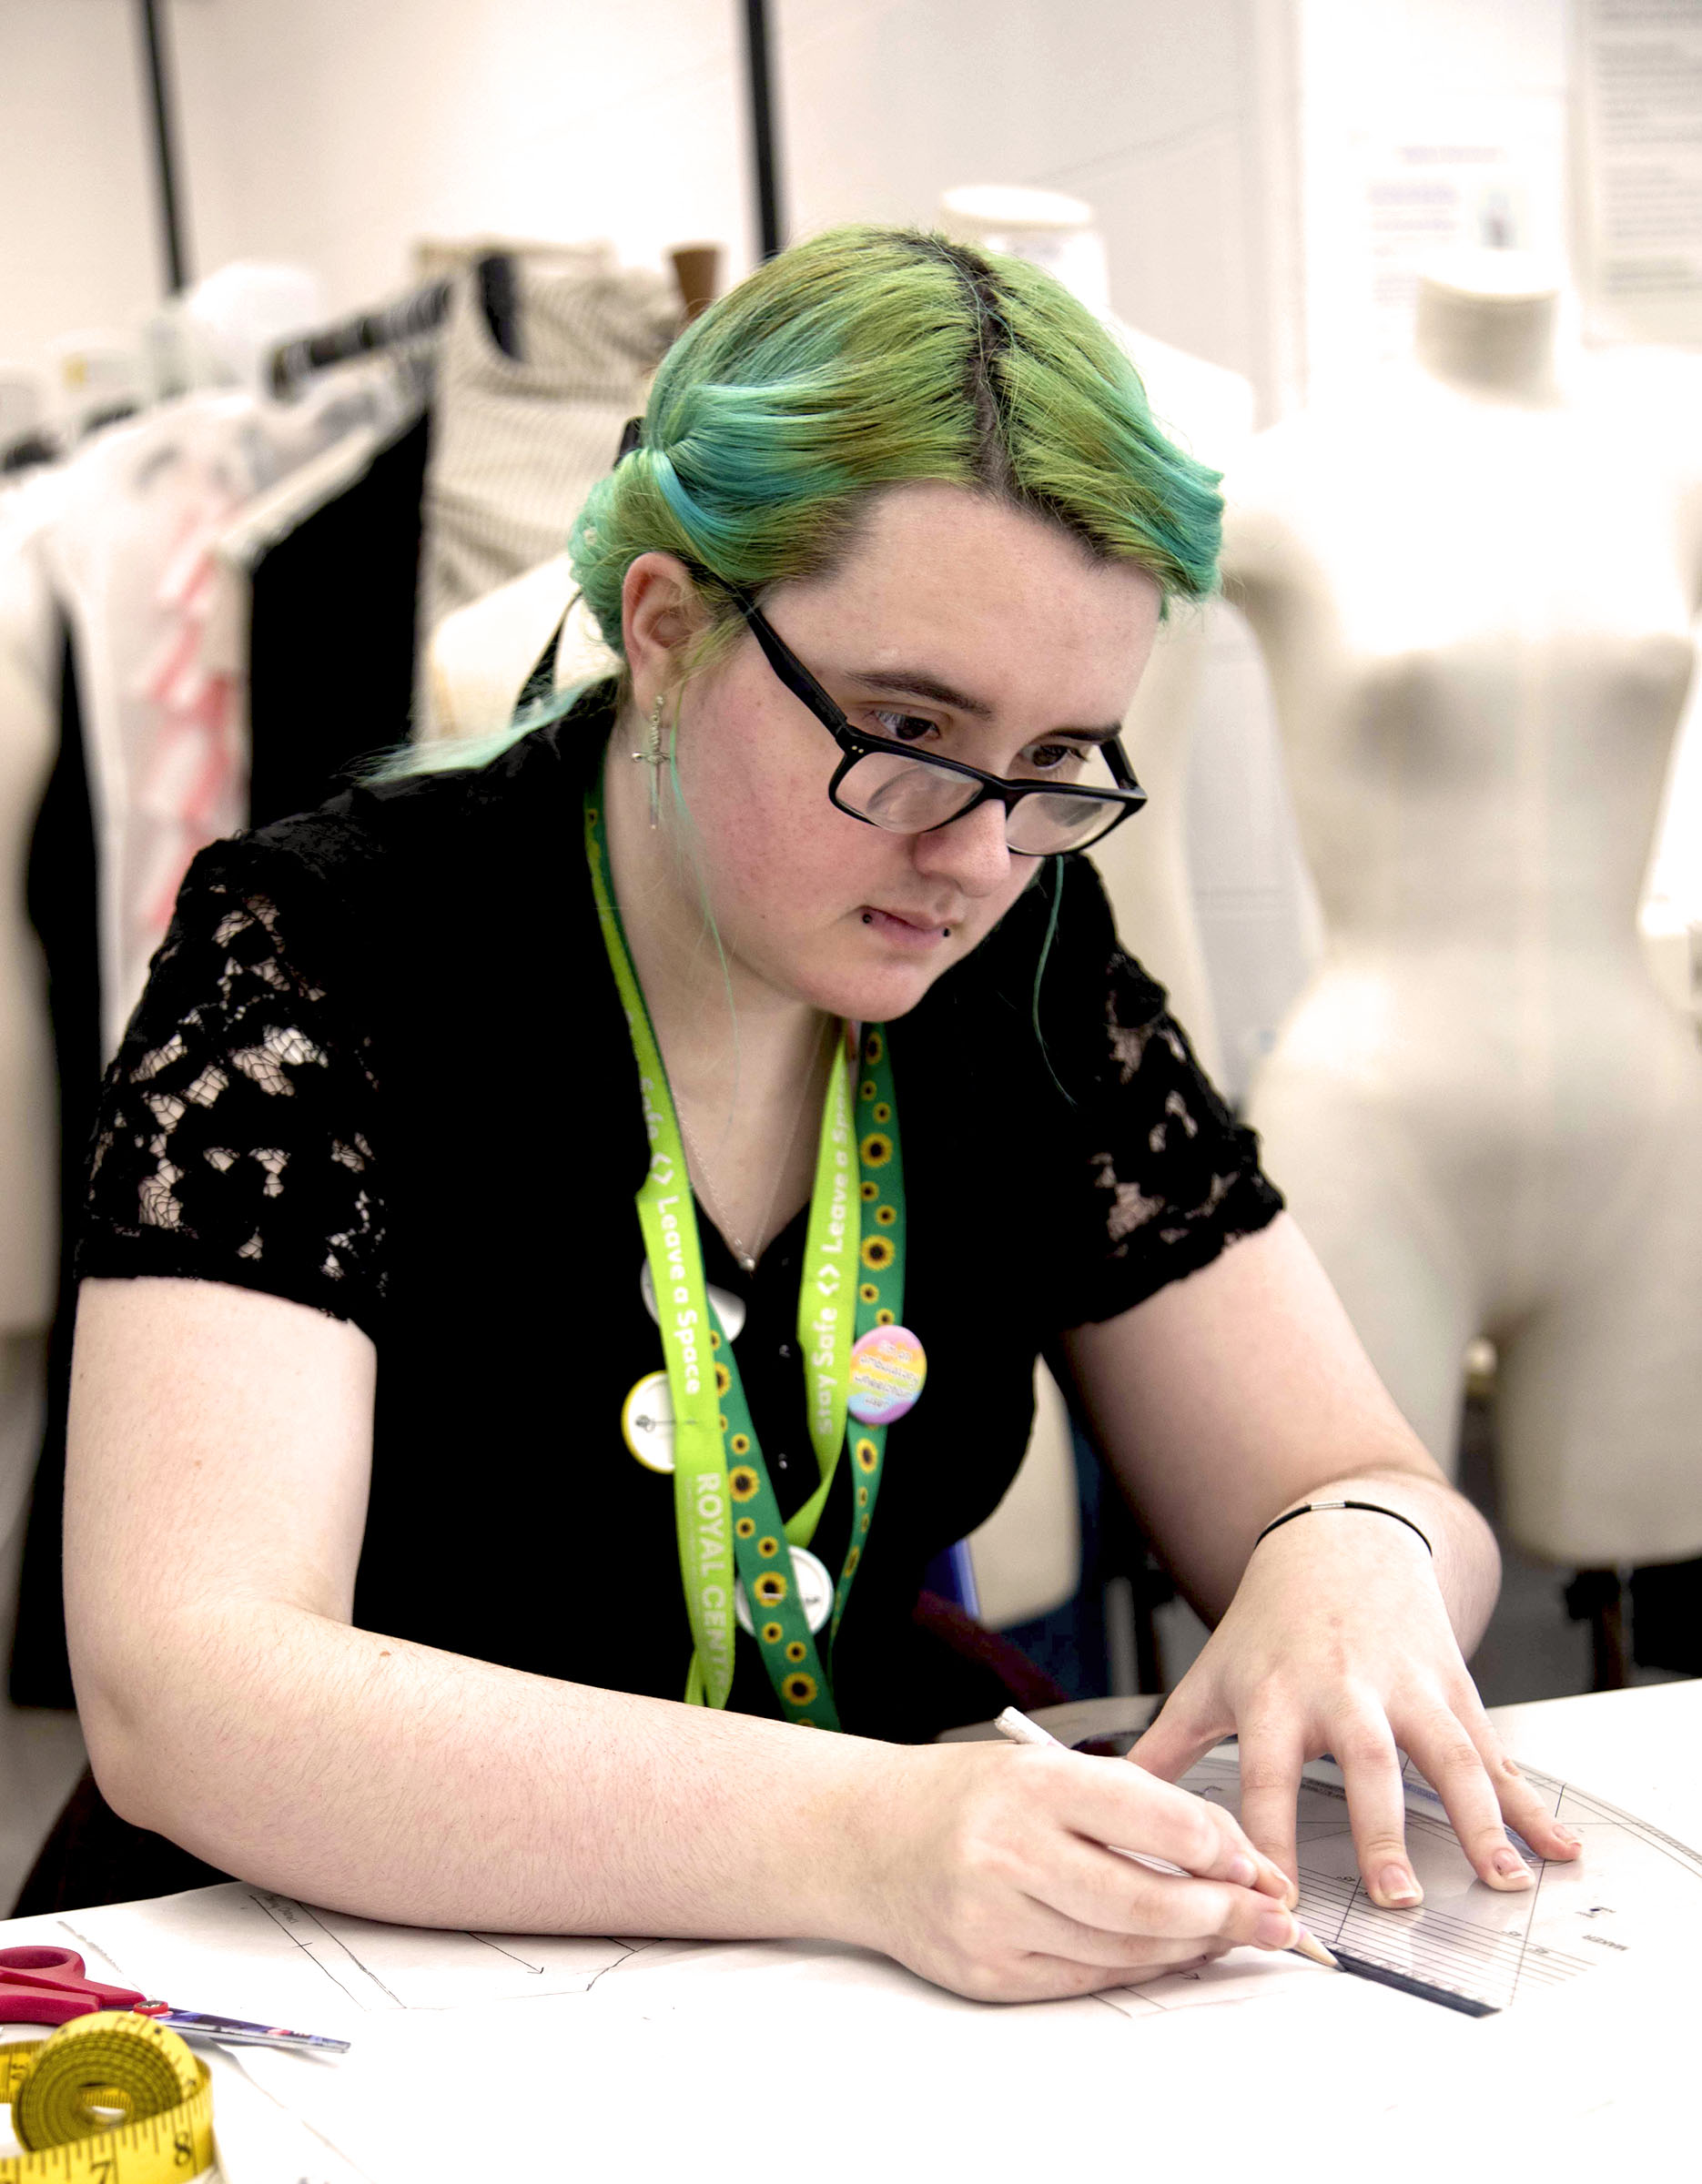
[870,711,937,744]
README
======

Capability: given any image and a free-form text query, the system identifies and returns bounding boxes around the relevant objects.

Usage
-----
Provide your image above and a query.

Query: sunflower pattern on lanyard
[712,1024,907,1728]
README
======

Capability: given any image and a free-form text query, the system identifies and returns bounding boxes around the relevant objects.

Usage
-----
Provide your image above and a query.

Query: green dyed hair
[576,222,1220,656]
[383,222,1221,780]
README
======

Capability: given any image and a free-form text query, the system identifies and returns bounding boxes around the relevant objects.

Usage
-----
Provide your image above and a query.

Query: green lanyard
[585,776,910,1728]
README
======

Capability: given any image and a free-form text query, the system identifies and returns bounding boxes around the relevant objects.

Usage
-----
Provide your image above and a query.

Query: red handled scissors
[0,1946,350,2055]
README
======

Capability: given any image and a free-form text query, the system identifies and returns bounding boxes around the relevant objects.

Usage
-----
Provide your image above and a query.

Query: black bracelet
[1253,1499,1434,1557]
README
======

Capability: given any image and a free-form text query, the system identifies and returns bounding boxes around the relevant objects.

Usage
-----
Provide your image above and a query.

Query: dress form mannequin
[421,554,610,741]
[1227,252,1702,1567]
[941,187,1254,1084]
[931,190,1271,1642]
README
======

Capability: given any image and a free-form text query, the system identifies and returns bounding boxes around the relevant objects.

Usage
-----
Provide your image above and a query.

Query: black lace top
[78,682,1282,1745]
[83,867,1274,1344]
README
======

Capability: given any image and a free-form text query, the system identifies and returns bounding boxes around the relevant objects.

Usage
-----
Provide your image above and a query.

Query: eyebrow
[843,668,1121,742]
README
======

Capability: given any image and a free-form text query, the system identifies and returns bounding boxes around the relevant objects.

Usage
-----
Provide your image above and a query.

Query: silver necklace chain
[675,1020,833,1273]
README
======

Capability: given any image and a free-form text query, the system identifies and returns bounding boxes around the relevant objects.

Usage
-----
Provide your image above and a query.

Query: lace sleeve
[77,854,386,1338]
[1053,944,1283,1327]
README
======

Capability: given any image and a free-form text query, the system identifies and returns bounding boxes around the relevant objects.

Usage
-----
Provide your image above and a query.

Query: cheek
[681,707,869,919]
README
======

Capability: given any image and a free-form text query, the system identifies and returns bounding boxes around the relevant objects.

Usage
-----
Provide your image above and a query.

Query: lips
[860,905,957,945]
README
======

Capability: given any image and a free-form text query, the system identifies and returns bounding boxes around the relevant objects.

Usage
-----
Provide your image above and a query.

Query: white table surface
[0,1684,1696,2184]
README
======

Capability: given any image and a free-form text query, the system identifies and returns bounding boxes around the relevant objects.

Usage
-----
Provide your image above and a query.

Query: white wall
[4,2,1302,408]
[775,0,1303,422]
[0,0,164,389]
[0,0,755,384]
[169,0,754,318]
[1299,0,1570,388]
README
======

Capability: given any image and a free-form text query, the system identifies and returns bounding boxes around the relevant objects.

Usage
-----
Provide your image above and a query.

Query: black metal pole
[137,0,189,294]
[741,0,784,260]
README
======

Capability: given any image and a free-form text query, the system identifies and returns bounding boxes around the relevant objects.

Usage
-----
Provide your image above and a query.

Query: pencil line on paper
[1508,1855,1553,2008]
[56,1917,130,1985]
[246,1892,370,2010]
[221,2048,381,2184]
[583,1939,652,1993]
[465,1933,547,1972]
[293,1901,407,2010]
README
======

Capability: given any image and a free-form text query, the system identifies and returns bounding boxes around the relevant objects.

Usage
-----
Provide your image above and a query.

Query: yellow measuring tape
[1,2012,215,2180]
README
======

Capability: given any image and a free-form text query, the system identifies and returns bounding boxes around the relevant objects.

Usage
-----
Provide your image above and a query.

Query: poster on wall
[1575,0,1702,348]
[1303,96,1566,392]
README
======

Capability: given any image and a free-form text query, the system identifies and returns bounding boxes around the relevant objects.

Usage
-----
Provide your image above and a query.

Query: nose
[908,795,1013,899]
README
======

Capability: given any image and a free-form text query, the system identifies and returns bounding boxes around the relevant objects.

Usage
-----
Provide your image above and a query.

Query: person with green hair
[51,227,1576,1995]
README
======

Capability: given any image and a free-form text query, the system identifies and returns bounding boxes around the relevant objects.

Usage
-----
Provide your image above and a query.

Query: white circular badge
[620,1370,675,1473]
[734,1542,834,1635]
[639,1259,746,1342]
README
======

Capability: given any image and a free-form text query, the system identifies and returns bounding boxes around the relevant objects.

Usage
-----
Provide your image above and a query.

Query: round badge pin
[735,1543,834,1635]
[639,1259,746,1342]
[621,1370,675,1473]
[846,1324,927,1426]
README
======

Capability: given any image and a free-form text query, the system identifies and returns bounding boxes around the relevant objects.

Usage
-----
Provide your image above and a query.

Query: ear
[622,552,707,708]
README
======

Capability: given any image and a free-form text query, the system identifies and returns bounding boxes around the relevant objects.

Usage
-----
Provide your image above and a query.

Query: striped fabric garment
[416,255,678,669]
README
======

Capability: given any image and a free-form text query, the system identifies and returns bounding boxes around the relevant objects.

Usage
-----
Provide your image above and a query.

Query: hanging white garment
[217,356,430,581]
[45,369,415,1057]
[415,256,677,672]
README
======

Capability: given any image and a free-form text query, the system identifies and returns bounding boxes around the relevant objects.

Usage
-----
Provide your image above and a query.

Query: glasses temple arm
[1103,737,1145,801]
[732,593,855,733]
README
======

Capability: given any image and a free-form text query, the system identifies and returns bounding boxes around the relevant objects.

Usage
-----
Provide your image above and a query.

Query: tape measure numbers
[1,2011,215,2180]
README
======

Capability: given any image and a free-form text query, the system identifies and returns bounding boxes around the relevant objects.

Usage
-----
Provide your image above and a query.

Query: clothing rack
[137,0,189,294]
[267,279,453,399]
[1,430,60,477]
[741,0,785,260]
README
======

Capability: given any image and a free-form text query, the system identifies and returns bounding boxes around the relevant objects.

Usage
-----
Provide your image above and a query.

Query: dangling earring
[632,693,666,828]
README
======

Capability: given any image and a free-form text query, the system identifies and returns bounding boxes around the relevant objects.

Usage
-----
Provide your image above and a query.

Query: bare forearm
[61,1283,1311,2007]
[1066,1219,1500,1644]
[84,1606,892,1941]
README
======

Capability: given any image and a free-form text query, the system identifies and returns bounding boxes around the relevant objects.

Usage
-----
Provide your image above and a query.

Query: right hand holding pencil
[838,1737,1298,2004]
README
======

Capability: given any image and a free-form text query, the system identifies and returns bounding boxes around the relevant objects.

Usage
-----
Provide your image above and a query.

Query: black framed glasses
[733,594,1147,857]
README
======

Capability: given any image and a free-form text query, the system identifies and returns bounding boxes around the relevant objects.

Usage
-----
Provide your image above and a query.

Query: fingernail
[1255,1908,1298,1949]
[1492,1847,1535,1885]
[1226,1854,1258,1887]
[1377,1865,1423,1906]
[1555,1827,1582,1852]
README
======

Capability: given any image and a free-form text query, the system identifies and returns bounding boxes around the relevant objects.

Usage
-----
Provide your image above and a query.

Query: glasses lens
[1007,790,1129,854]
[837,751,979,833]
[837,744,1138,853]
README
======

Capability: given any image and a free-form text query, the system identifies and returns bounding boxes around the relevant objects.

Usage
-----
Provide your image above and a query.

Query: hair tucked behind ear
[373,223,1221,781]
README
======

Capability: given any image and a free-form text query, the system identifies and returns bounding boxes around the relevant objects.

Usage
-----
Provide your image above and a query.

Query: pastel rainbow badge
[846,1325,927,1426]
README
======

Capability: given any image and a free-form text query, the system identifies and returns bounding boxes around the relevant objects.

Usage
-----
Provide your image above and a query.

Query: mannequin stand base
[1564,1568,1630,1693]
